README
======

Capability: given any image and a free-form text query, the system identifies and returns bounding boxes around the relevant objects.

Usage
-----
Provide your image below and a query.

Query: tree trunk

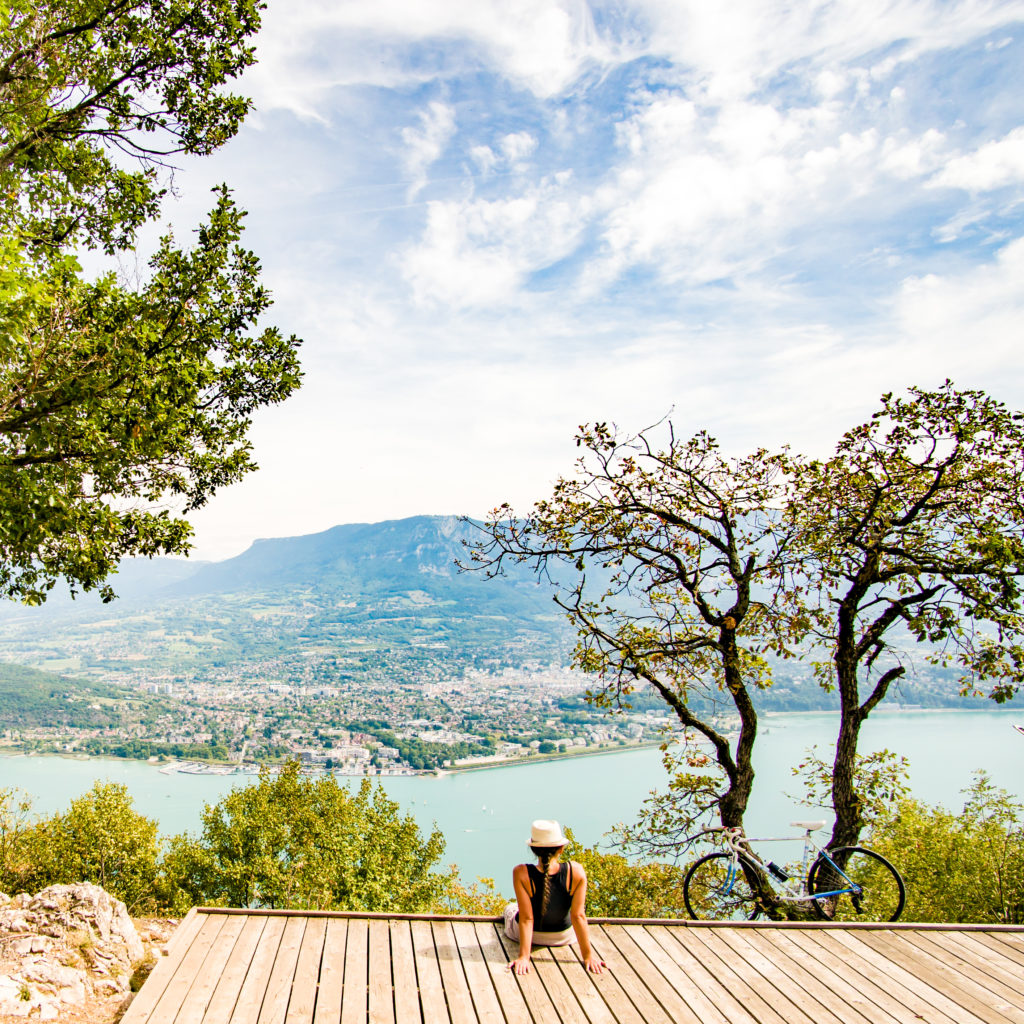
[718,629,757,830]
[830,609,865,849]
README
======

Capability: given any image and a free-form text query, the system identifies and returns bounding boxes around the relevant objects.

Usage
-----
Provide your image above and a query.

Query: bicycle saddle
[790,819,827,830]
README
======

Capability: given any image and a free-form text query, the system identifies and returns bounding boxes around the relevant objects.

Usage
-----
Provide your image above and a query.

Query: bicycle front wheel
[808,846,905,922]
[684,852,763,921]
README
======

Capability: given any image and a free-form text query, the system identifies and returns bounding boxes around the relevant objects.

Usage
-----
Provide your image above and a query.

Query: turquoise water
[2,709,1021,884]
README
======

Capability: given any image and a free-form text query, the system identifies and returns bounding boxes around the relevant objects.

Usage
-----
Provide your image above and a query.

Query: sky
[159,0,1024,561]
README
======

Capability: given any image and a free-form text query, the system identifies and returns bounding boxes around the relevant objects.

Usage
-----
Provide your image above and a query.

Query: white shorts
[502,903,574,947]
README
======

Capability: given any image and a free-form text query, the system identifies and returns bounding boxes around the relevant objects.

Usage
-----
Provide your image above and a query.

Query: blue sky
[162,0,1024,560]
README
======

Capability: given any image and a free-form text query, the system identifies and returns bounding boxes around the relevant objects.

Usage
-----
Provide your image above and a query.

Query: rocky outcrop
[0,884,146,1020]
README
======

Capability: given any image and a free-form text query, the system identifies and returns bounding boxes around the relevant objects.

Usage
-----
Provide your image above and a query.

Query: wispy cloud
[401,102,457,199]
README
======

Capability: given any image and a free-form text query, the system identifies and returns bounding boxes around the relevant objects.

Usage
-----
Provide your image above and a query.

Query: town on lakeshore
[1,662,676,775]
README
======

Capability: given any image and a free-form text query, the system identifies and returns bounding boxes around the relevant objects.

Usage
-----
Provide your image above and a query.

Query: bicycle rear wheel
[683,852,763,921]
[808,846,905,922]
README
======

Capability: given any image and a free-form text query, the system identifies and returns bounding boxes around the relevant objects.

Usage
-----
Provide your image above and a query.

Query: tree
[792,383,1024,849]
[0,0,301,602]
[469,424,802,843]
[159,762,454,913]
[18,782,160,913]
[1,0,259,254]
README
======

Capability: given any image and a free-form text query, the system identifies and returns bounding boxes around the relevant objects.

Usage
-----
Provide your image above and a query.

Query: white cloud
[590,92,953,288]
[244,0,622,117]
[401,102,457,199]
[632,0,1024,101]
[928,127,1024,193]
[398,179,587,307]
[894,236,1024,375]
[470,145,498,175]
[500,131,538,164]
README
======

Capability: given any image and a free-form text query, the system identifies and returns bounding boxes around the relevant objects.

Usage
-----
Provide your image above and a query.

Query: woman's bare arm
[510,864,534,974]
[569,863,606,974]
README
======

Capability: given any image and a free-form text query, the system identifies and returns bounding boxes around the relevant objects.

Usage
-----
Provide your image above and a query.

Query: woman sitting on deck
[503,819,606,975]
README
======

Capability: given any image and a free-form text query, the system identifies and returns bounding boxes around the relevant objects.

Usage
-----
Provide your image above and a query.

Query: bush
[563,829,686,918]
[867,772,1024,924]
[0,787,35,895]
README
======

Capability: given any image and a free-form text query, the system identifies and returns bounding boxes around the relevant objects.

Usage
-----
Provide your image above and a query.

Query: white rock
[0,883,146,1020]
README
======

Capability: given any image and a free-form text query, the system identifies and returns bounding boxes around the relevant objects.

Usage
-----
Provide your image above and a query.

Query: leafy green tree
[0,0,301,602]
[20,782,160,913]
[1,0,259,253]
[868,773,1024,924]
[159,762,453,913]
[792,384,1024,849]
[469,424,802,842]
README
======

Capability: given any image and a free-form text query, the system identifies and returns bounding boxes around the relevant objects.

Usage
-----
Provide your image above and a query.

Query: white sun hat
[528,819,568,848]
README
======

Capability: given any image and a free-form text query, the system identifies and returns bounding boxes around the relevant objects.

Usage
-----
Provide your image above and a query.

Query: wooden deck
[122,908,1024,1024]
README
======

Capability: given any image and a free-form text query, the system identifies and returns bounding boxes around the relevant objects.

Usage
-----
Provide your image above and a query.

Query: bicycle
[682,819,905,922]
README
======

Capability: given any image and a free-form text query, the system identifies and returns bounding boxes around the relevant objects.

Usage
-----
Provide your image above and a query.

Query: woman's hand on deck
[583,955,606,974]
[510,956,532,975]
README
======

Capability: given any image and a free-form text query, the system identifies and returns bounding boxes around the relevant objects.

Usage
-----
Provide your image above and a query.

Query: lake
[2,708,1021,885]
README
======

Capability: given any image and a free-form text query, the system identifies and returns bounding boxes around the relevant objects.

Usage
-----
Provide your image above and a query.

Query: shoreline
[0,742,664,777]
[445,740,663,774]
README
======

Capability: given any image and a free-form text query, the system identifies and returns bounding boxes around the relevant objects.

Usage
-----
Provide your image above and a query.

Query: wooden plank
[630,923,753,1024]
[449,921,505,1024]
[826,929,993,1024]
[341,918,368,1024]
[120,908,209,1024]
[164,909,207,959]
[731,928,874,1024]
[792,928,964,1024]
[756,928,904,1024]
[470,922,533,1024]
[527,946,591,1024]
[228,915,288,1024]
[655,925,785,1024]
[148,912,230,1024]
[686,924,829,1024]
[586,926,674,1024]
[967,930,1024,971]
[286,916,329,1024]
[388,921,422,1024]
[494,924,562,1023]
[431,921,477,1024]
[857,929,1024,1024]
[259,916,309,1024]
[410,918,450,1024]
[367,920,395,1024]
[174,914,248,1024]
[549,942,634,1024]
[201,915,272,1024]
[313,918,349,1024]
[599,925,702,1024]
[905,929,1024,1000]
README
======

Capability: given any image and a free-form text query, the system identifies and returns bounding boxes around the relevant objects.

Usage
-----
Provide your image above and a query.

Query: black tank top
[527,861,573,931]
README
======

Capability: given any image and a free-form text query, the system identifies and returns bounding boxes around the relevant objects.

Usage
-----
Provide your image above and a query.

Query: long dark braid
[531,845,559,921]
